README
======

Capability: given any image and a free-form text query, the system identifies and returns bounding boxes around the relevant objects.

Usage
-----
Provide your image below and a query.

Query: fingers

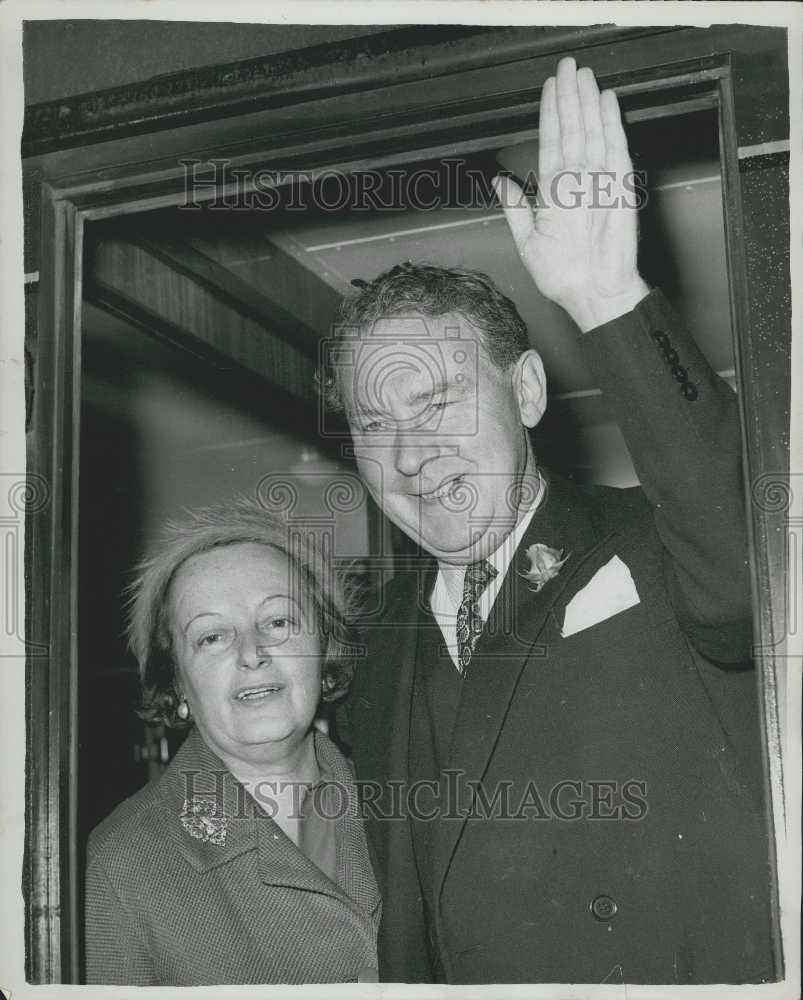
[492,174,535,255]
[577,66,605,169]
[600,87,632,173]
[538,76,561,179]
[540,59,630,175]
[555,56,584,167]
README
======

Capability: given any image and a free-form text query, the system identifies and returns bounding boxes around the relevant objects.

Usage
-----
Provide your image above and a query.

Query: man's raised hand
[494,57,650,333]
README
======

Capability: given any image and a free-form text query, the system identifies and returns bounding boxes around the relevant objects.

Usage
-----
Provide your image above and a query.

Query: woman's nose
[238,630,270,669]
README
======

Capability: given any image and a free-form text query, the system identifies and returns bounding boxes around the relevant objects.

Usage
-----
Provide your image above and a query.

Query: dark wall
[22,20,390,104]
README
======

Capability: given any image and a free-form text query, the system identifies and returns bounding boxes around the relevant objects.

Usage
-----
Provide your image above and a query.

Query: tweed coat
[85,727,380,985]
[345,290,775,985]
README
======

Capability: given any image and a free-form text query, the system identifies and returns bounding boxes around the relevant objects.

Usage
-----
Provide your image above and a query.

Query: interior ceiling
[84,108,733,451]
[256,161,729,396]
[82,300,308,467]
[174,109,733,402]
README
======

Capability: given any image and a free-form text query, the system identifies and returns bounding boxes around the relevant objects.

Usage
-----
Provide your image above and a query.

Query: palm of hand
[496,59,647,331]
[523,175,639,309]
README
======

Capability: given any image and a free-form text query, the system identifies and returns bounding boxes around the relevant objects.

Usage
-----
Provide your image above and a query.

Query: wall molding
[22,25,672,157]
[738,139,790,159]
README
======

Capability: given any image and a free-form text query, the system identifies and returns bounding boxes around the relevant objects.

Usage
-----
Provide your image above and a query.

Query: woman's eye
[256,616,296,637]
[198,631,225,648]
[270,616,298,631]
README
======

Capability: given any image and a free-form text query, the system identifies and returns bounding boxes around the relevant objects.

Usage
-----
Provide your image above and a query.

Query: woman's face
[168,542,322,768]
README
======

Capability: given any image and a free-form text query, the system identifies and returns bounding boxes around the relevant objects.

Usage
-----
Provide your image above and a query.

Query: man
[323,58,774,984]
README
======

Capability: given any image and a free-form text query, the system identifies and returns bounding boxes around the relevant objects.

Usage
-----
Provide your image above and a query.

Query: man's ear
[513,350,547,428]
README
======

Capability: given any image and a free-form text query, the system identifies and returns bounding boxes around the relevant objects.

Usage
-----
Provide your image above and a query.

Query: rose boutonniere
[519,543,570,593]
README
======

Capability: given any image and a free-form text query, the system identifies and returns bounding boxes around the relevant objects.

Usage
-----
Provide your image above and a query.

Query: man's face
[340,311,546,564]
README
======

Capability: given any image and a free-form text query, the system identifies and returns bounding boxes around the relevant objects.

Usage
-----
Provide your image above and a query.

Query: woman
[84,499,380,985]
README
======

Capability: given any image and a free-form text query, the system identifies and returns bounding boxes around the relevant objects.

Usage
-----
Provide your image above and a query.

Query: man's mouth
[418,474,464,502]
[234,684,283,702]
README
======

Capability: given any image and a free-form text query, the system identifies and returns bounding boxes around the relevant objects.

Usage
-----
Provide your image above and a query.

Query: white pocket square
[561,555,640,638]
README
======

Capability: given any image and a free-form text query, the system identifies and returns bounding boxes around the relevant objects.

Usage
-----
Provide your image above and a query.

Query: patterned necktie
[455,559,497,675]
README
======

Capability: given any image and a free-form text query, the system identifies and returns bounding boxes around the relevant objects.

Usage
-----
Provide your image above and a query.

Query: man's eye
[361,420,387,433]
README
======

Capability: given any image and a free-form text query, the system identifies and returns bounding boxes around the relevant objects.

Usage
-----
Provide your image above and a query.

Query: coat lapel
[432,473,620,895]
[159,727,258,872]
[353,557,436,874]
[160,727,378,911]
[319,732,382,919]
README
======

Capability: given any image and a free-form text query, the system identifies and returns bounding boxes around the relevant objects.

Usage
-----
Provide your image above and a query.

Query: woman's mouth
[234,684,282,702]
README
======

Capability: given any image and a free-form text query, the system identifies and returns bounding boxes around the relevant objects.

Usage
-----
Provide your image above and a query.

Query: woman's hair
[127,497,359,728]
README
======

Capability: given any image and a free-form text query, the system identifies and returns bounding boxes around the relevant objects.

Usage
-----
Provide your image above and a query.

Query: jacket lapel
[159,727,258,872]
[319,732,383,919]
[160,727,377,909]
[254,732,381,913]
[353,557,436,874]
[432,473,619,895]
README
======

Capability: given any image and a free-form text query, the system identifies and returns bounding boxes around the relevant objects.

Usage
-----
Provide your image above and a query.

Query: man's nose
[393,430,440,478]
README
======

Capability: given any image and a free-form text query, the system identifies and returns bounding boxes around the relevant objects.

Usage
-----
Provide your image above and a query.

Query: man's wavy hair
[317,261,531,414]
[127,497,359,729]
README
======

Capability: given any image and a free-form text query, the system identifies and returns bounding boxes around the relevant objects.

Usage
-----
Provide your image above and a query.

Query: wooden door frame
[23,23,792,984]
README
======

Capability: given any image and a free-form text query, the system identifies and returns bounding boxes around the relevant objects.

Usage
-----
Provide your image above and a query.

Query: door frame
[23,23,792,984]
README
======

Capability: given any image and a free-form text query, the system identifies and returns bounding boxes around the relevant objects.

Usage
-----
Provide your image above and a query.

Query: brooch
[519,543,570,593]
[180,796,227,845]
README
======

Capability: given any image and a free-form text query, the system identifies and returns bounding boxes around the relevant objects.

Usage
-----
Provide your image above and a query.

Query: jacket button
[652,330,669,346]
[671,364,688,382]
[591,894,618,921]
[662,347,679,366]
[682,382,698,401]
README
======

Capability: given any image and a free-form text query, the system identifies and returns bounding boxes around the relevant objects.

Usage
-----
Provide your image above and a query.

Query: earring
[177,698,190,721]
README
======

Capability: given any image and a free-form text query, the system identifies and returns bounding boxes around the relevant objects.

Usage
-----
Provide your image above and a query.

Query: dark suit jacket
[85,728,380,984]
[346,290,775,985]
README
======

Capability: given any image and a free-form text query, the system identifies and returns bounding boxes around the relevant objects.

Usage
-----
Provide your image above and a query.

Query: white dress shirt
[429,474,546,667]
